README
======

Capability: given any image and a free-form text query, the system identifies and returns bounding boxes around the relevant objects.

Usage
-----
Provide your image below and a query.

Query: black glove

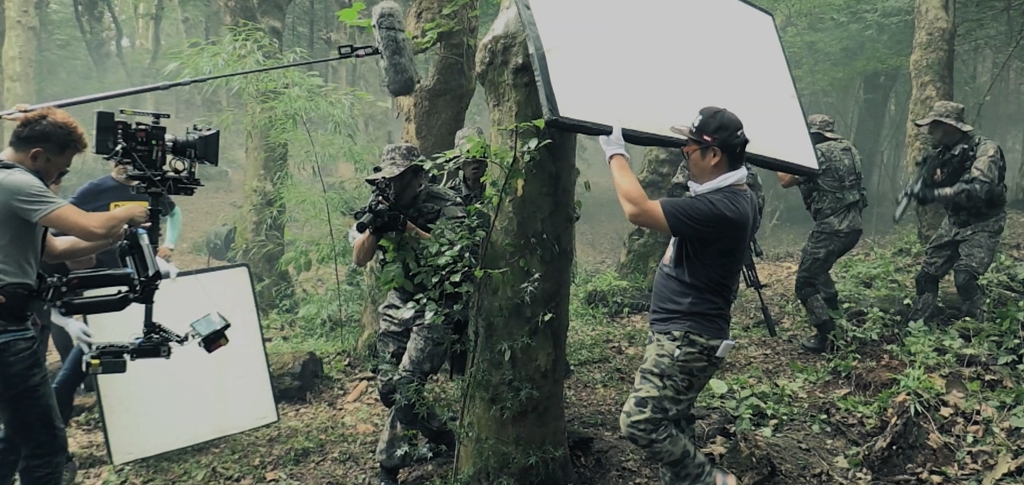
[371,211,407,236]
[914,188,938,205]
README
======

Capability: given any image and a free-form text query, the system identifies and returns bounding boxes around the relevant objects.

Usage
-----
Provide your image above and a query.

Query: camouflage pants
[375,290,455,470]
[620,331,726,485]
[794,230,862,328]
[910,213,1005,321]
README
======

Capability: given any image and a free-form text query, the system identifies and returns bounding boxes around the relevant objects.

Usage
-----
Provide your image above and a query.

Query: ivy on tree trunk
[456,0,574,483]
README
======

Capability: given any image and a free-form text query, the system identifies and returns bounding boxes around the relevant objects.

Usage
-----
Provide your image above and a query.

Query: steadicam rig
[37,227,231,375]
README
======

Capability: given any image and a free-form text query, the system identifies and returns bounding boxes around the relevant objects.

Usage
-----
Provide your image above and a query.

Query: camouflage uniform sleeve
[666,159,691,198]
[438,194,467,222]
[936,139,1005,206]
[744,163,766,220]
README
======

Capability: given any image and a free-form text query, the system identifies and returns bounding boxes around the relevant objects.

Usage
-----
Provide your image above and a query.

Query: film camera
[37,109,229,375]
[94,108,220,197]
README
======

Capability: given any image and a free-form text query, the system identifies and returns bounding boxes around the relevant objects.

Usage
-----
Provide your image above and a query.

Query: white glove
[50,308,93,350]
[156,256,180,280]
[599,125,629,163]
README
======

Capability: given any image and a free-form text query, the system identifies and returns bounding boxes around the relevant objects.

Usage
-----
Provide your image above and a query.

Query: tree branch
[973,15,1024,120]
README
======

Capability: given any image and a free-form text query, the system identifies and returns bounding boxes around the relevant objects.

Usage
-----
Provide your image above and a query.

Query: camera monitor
[513,0,819,175]
[84,264,278,466]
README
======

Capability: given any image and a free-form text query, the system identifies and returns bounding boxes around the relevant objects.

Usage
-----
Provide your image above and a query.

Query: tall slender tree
[905,0,955,241]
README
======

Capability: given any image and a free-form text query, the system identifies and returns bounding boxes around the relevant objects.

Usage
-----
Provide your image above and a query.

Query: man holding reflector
[602,108,757,485]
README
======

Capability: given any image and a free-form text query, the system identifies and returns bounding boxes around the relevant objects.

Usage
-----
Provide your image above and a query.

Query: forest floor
[43,175,1024,484]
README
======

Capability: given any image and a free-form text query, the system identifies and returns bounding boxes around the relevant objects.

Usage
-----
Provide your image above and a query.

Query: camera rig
[1,44,392,374]
[38,108,226,375]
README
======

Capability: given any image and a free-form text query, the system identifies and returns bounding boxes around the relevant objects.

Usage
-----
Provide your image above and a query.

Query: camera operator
[0,107,148,485]
[351,144,466,485]
[601,108,758,485]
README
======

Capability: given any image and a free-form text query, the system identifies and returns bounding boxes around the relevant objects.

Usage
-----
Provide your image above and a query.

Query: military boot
[800,319,834,354]
[378,466,400,485]
[961,294,985,322]
[905,293,937,324]
[824,295,840,312]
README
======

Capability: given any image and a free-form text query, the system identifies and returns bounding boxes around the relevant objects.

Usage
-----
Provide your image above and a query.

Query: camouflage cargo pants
[910,213,1005,322]
[794,230,862,328]
[375,290,455,471]
[619,331,726,485]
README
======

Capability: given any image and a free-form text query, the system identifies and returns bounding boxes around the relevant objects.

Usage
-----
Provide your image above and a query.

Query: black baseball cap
[670,106,748,151]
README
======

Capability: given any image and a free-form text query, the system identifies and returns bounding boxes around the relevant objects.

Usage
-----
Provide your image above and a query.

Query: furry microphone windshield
[372,1,419,97]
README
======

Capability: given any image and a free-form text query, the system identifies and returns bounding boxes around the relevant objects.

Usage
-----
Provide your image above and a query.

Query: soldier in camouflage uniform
[777,115,867,353]
[905,101,1007,324]
[351,144,466,485]
[441,127,488,206]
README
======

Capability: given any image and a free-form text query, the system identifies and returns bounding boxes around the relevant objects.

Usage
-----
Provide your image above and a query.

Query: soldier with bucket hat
[351,143,466,485]
[903,101,1008,324]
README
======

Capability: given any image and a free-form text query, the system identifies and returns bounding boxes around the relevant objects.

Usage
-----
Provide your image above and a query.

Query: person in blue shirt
[69,162,183,264]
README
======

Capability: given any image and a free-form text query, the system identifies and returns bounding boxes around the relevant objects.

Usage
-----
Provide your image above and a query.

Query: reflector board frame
[83,263,278,466]
[513,0,819,176]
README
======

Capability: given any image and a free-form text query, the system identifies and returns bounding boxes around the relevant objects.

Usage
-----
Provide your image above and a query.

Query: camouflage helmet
[454,126,488,157]
[913,101,974,132]
[364,143,422,185]
[807,114,841,139]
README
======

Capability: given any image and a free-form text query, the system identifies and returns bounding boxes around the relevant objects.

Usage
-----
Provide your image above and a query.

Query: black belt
[0,284,38,324]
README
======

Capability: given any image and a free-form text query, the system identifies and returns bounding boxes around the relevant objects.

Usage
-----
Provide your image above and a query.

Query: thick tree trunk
[616,147,683,287]
[457,1,574,483]
[3,0,38,121]
[395,0,480,156]
[905,0,955,242]
[854,70,898,194]
[220,0,296,312]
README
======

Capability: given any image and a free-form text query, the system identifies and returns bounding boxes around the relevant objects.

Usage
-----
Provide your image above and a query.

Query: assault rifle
[741,238,777,337]
[894,152,940,223]
[353,175,397,234]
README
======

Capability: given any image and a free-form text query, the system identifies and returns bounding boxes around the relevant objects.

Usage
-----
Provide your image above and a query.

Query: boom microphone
[372,1,419,98]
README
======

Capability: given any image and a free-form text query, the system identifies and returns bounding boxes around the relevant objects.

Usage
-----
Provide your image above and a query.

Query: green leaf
[1009,415,1024,429]
[709,378,728,396]
[337,8,360,22]
[532,119,545,129]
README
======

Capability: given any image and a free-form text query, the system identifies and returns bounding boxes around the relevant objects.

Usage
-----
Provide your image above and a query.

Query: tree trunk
[616,147,683,287]
[395,0,479,157]
[3,0,38,140]
[905,0,955,242]
[220,0,296,312]
[0,0,6,143]
[72,0,114,76]
[457,1,574,483]
[853,70,899,195]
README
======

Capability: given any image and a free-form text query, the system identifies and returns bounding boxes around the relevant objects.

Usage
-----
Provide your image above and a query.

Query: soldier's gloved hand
[915,188,938,205]
[599,125,629,164]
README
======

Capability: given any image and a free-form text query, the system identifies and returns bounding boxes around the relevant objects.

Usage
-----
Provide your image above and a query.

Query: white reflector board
[514,0,819,175]
[83,264,278,465]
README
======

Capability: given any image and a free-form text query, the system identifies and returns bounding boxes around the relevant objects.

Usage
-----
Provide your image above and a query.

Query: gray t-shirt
[0,163,69,287]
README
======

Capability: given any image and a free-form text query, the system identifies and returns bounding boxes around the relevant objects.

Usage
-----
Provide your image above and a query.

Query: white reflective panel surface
[85,265,278,465]
[518,0,818,173]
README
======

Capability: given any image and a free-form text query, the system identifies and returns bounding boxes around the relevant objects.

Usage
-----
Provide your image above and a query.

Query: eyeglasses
[682,143,718,162]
